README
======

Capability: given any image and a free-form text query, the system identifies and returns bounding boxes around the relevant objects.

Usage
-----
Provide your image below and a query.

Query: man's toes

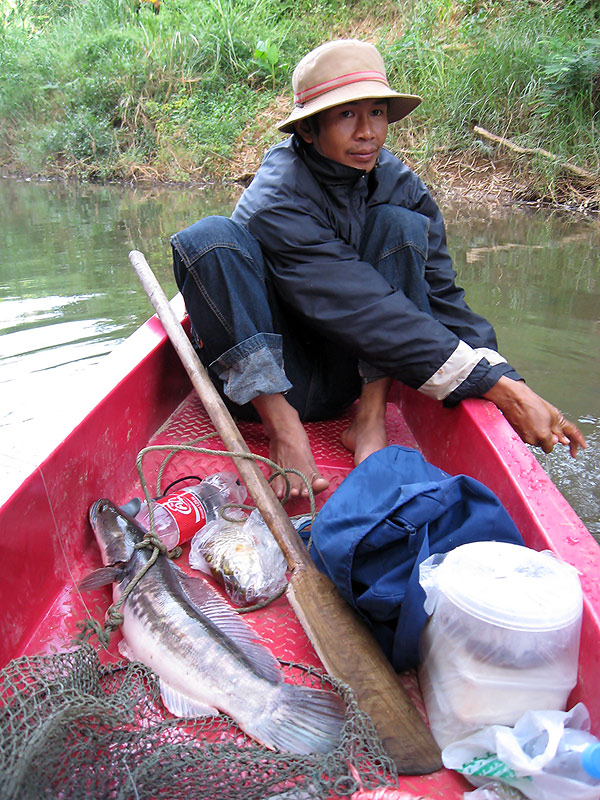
[270,474,289,499]
[310,473,329,494]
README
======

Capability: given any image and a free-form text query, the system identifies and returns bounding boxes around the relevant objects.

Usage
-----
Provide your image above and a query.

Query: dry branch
[474,126,597,182]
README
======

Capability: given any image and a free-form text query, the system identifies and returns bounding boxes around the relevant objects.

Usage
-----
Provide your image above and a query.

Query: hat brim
[277,80,422,133]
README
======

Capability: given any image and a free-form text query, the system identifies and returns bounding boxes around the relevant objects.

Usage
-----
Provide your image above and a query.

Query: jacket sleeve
[245,198,519,403]
[404,176,523,400]
[408,177,495,346]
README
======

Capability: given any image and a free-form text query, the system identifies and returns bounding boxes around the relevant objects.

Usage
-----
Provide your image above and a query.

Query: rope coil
[78,432,318,647]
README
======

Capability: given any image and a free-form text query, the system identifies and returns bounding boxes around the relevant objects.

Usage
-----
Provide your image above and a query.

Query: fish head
[88,498,145,566]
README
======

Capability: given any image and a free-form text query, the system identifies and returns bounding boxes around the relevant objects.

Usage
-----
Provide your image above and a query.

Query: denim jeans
[171,205,430,422]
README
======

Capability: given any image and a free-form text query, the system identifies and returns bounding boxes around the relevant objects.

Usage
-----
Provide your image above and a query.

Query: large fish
[82,499,345,755]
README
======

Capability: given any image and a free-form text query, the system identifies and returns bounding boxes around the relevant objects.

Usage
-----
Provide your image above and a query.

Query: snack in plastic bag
[189,508,288,606]
[443,703,600,800]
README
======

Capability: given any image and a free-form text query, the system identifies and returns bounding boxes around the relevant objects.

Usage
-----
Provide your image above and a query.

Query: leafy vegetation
[1,0,598,204]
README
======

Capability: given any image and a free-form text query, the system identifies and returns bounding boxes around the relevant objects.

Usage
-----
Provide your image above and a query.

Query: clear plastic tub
[418,542,583,748]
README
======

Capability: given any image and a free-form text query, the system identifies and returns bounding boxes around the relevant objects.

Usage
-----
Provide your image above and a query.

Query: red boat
[1,291,598,799]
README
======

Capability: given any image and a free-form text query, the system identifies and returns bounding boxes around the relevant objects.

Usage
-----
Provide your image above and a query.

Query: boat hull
[1,300,598,798]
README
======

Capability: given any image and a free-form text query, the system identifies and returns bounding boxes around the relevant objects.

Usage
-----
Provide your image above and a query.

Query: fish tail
[255,684,346,755]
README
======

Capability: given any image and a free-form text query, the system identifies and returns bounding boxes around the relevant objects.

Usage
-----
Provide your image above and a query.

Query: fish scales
[121,554,275,719]
[84,499,346,754]
[126,552,269,677]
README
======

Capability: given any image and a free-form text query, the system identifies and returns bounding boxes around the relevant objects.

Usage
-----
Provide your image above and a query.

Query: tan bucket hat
[278,39,422,134]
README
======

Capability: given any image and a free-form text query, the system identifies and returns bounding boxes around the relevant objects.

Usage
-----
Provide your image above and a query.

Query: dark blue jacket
[307,446,525,671]
[232,136,521,404]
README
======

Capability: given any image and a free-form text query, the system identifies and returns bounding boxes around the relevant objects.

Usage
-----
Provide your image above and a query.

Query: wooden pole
[129,249,442,775]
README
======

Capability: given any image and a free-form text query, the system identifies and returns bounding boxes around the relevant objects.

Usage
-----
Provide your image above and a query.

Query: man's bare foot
[341,377,390,466]
[341,414,388,465]
[252,393,329,499]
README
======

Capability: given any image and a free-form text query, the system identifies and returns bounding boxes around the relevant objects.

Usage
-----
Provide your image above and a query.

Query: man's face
[296,98,389,173]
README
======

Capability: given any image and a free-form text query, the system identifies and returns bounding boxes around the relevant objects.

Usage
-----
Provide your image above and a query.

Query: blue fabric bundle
[308,445,525,672]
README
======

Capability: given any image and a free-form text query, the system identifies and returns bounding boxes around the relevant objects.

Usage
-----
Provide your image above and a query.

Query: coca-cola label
[156,489,207,543]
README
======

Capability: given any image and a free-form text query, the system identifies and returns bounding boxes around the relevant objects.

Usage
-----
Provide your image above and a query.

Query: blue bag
[308,445,524,672]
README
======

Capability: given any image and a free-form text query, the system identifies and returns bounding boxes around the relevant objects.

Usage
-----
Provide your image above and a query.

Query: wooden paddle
[129,249,442,775]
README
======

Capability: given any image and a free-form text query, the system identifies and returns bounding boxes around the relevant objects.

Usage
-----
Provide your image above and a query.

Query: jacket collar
[294,136,368,188]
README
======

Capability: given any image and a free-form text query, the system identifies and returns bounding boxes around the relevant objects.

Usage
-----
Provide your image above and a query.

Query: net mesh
[0,644,400,800]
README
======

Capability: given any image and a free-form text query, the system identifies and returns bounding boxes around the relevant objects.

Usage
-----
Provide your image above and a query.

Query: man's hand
[482,376,587,457]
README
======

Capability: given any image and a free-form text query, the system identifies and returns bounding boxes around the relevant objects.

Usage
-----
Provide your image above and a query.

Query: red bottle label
[156,489,208,543]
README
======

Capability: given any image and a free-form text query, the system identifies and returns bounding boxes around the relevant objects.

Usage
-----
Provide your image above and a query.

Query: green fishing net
[0,644,399,800]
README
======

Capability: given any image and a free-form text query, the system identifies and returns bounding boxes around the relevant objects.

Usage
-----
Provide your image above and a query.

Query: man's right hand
[482,376,587,457]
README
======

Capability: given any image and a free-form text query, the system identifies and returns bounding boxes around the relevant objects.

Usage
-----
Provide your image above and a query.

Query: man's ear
[294,118,314,144]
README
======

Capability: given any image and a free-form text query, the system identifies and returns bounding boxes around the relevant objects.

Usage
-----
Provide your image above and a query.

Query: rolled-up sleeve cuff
[358,359,387,383]
[443,362,523,407]
[210,333,292,406]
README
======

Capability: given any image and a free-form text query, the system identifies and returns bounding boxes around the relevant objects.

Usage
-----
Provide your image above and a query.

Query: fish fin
[169,563,282,683]
[119,497,141,517]
[159,680,219,719]
[117,638,135,661]
[78,566,122,591]
[253,684,346,755]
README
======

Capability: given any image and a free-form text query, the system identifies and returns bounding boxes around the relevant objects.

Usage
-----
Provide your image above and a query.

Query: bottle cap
[581,743,600,779]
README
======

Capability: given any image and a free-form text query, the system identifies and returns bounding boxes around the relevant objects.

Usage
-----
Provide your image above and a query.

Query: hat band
[294,70,389,106]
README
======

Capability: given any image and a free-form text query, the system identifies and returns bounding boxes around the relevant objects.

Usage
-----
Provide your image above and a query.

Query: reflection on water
[444,202,600,536]
[0,179,598,536]
[444,202,600,420]
[0,178,240,495]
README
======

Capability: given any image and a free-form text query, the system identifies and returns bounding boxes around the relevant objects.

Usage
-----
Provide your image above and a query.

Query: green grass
[383,2,599,170]
[1,0,598,200]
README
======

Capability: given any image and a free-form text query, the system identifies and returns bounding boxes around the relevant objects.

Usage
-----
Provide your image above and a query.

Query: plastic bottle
[136,471,247,549]
[523,727,600,787]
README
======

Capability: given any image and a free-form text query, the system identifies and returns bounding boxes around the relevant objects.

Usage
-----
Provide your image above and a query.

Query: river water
[1,178,598,537]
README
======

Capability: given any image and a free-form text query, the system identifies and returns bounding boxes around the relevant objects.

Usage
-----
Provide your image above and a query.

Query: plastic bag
[443,704,600,800]
[417,544,582,748]
[189,508,288,607]
[465,784,527,799]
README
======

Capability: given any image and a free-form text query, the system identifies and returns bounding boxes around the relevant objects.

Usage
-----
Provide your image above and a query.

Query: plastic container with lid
[417,541,583,748]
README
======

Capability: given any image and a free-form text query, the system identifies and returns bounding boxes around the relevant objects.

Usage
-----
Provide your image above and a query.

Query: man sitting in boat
[171,39,585,499]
